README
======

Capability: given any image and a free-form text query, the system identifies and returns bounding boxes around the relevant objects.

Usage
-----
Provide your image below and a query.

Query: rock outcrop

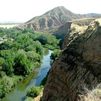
[54,18,94,42]
[41,19,101,101]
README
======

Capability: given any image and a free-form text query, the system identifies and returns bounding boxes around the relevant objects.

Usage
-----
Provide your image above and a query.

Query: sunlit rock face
[41,20,101,101]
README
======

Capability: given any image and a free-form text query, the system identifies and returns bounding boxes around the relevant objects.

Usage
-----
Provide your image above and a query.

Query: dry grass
[79,84,101,101]
[95,18,101,26]
[33,92,43,101]
[71,23,87,34]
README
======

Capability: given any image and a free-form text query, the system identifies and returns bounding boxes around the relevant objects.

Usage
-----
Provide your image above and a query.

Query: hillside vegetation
[0,27,59,99]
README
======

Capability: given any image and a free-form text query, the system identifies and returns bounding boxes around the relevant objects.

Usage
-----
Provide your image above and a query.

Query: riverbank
[2,50,52,101]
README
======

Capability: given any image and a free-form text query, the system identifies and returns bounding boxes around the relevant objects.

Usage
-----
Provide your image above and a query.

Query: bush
[24,97,33,101]
[0,76,14,98]
[0,50,15,76]
[27,86,43,98]
[51,49,61,60]
[0,58,5,70]
[14,50,31,76]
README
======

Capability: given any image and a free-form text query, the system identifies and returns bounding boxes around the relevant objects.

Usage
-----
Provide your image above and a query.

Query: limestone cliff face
[62,18,95,48]
[41,20,101,101]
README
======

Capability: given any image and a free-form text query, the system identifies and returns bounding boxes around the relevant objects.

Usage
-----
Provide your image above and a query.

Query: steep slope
[41,19,101,101]
[20,6,101,32]
[53,18,94,40]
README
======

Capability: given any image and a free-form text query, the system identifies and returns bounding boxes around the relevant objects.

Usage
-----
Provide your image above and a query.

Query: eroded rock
[41,20,101,101]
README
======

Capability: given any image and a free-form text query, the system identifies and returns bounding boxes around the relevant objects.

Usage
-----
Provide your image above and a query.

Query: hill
[19,6,101,32]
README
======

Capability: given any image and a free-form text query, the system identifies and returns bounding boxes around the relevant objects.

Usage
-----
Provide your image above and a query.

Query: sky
[0,0,101,23]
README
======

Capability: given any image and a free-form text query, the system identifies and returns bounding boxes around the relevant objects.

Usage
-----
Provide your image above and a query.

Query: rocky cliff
[54,18,94,41]
[41,19,101,101]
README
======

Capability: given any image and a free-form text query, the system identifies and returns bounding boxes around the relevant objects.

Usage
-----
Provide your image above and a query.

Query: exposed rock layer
[41,20,101,101]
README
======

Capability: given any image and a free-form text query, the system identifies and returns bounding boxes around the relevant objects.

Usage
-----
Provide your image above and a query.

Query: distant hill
[19,6,101,31]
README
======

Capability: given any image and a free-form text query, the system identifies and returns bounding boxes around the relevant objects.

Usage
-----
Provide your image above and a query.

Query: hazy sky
[0,0,100,22]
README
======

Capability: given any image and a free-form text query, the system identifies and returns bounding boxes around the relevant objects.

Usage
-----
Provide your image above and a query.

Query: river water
[2,50,52,101]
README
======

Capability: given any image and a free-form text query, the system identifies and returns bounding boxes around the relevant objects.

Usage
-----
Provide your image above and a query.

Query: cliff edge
[41,19,101,101]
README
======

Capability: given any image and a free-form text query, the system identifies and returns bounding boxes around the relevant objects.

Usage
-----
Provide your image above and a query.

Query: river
[2,50,52,101]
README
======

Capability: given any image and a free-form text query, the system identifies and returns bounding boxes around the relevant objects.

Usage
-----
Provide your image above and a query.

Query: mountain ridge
[20,6,101,32]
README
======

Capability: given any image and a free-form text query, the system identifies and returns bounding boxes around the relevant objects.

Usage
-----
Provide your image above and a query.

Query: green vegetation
[51,49,61,60]
[24,97,33,101]
[0,27,59,99]
[26,86,43,98]
[0,75,22,98]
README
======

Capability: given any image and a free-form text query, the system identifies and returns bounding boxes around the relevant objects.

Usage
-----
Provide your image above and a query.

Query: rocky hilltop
[53,18,94,40]
[41,19,101,101]
[19,6,101,32]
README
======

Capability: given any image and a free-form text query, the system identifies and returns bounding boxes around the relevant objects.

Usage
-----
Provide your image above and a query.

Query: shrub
[13,50,31,76]
[51,49,61,60]
[0,76,14,98]
[27,86,43,98]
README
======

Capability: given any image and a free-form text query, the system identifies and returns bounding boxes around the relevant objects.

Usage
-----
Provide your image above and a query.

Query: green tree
[14,50,31,76]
